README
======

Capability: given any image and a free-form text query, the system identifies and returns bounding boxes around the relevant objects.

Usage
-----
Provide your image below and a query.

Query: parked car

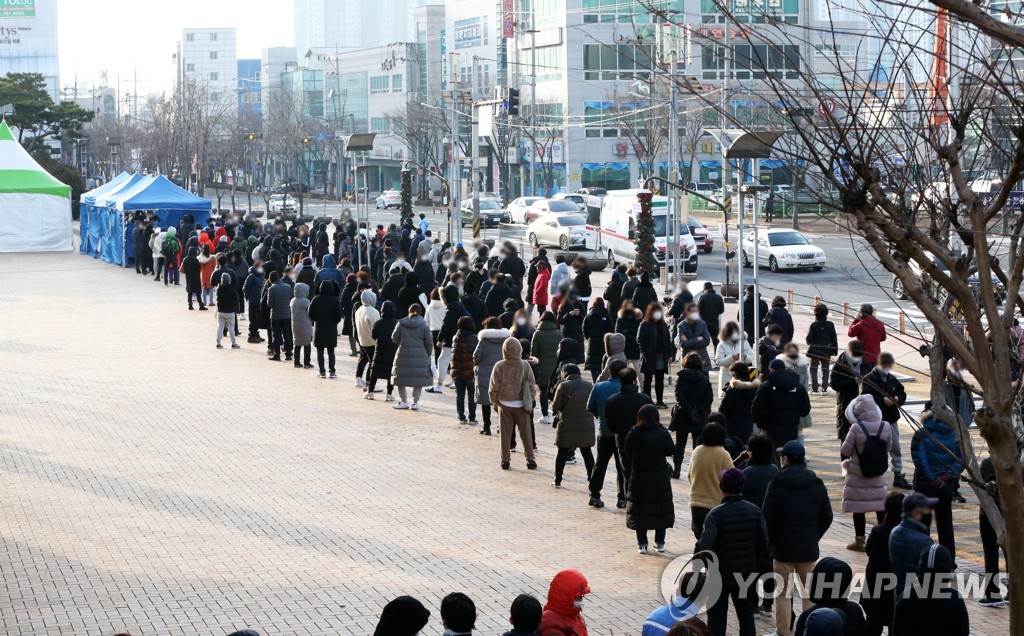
[460,199,509,227]
[281,182,310,194]
[527,213,589,250]
[375,190,402,209]
[687,217,713,253]
[688,182,718,195]
[269,194,296,213]
[771,184,793,194]
[525,198,582,224]
[741,228,826,272]
[552,192,587,211]
[892,251,1007,306]
[506,196,544,223]
[576,187,607,197]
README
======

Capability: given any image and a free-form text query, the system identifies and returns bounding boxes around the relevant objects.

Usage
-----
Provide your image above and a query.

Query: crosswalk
[872,304,935,334]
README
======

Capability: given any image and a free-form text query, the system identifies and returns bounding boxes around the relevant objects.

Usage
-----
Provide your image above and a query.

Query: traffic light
[245,133,262,141]
[302,137,311,144]
[507,88,520,116]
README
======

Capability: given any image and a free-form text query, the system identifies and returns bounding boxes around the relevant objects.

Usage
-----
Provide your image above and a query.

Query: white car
[269,194,296,213]
[551,192,587,212]
[524,198,582,224]
[741,228,826,272]
[771,184,792,194]
[527,213,589,250]
[506,196,544,224]
[375,190,402,209]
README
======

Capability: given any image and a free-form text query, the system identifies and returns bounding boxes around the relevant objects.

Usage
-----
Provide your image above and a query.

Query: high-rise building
[173,27,237,103]
[295,0,413,55]
[237,59,262,122]
[0,0,60,100]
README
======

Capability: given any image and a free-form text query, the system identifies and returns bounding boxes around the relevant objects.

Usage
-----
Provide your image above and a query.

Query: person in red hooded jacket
[847,303,886,364]
[533,261,551,316]
[539,569,590,636]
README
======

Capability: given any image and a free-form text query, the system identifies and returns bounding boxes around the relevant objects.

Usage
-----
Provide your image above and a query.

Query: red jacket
[848,315,887,364]
[539,569,590,636]
[533,267,551,306]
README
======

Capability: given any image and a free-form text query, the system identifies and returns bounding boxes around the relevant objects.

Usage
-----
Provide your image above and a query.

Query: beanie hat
[374,596,431,636]
[719,468,745,495]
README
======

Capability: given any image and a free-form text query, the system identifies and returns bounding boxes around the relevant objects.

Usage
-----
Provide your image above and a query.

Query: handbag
[521,360,534,411]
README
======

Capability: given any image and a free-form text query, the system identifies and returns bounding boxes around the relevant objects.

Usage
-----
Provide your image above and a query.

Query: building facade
[237,58,263,122]
[174,27,238,103]
[0,0,59,100]
[295,0,415,55]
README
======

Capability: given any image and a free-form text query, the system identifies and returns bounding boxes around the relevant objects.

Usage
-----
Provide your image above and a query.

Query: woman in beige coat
[489,337,539,471]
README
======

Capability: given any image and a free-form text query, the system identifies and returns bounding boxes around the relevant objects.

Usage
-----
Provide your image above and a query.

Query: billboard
[454,16,487,50]
[501,0,515,38]
[0,0,34,19]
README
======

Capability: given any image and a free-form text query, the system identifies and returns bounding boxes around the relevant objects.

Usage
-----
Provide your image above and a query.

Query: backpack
[161,237,179,259]
[855,417,889,477]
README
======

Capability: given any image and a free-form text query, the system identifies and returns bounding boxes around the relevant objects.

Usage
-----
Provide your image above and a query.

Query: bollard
[899,311,906,335]
[660,266,667,282]
[814,295,821,307]
[787,289,794,307]
[843,301,850,325]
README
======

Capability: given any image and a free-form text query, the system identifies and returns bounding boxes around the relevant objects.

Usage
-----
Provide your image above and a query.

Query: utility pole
[667,27,682,291]
[529,7,537,197]
[450,87,461,244]
[471,56,480,239]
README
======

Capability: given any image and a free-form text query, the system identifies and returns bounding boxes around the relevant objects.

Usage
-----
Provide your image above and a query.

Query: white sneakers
[410,403,420,411]
[393,402,410,410]
[355,377,366,388]
[540,415,553,424]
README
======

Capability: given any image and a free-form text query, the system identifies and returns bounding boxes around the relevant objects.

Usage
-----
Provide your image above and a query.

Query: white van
[587,189,698,273]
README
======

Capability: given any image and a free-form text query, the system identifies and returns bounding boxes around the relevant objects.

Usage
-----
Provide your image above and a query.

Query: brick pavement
[0,250,1011,635]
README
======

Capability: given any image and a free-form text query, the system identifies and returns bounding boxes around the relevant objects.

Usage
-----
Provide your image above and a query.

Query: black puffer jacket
[615,309,642,359]
[637,319,673,375]
[605,383,654,441]
[890,545,969,636]
[396,272,423,317]
[751,370,811,446]
[794,557,866,636]
[697,495,769,577]
[631,280,658,316]
[671,368,714,434]
[719,378,760,441]
[368,302,400,380]
[583,306,612,372]
[762,464,833,563]
[741,463,780,510]
[624,423,675,531]
[557,298,587,345]
[861,367,906,424]
[437,284,465,347]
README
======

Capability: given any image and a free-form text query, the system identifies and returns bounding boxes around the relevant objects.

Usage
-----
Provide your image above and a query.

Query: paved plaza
[0,250,1011,635]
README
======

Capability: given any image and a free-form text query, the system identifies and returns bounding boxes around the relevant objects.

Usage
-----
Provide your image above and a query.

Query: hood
[360,289,377,307]
[502,337,524,360]
[544,569,590,617]
[165,227,177,237]
[809,557,853,605]
[773,464,820,491]
[918,543,954,575]
[381,301,397,320]
[538,321,558,331]
[401,315,427,329]
[765,370,801,392]
[249,265,263,276]
[845,394,882,429]
[777,353,808,368]
[404,271,420,287]
[604,332,626,355]
[187,247,198,258]
[479,327,512,341]
[556,338,583,362]
[561,364,582,381]
[803,608,845,636]
[442,284,461,306]
[293,282,310,300]
[611,269,625,282]
[316,280,337,297]
[730,378,760,390]
[219,273,233,287]
[322,254,337,270]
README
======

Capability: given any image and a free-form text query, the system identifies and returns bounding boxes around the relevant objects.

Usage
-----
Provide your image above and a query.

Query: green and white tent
[0,120,72,252]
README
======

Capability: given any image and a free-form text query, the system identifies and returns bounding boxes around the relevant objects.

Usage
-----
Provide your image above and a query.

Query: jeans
[773,560,816,636]
[165,264,179,285]
[357,345,375,379]
[499,406,535,463]
[707,578,756,636]
[271,319,293,357]
[674,429,700,465]
[397,386,423,404]
[554,446,594,484]
[889,422,903,473]
[202,287,215,306]
[590,436,624,501]
[454,379,476,421]
[643,370,666,403]
[809,356,830,392]
[635,527,666,548]
[980,509,1005,599]
[293,345,311,365]
[435,346,452,386]
[215,313,236,346]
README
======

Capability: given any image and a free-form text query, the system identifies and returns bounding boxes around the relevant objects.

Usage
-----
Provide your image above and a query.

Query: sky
[58,0,294,96]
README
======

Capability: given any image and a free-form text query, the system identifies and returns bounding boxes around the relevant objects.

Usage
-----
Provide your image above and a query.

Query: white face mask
[688,312,700,322]
[848,355,863,365]
[652,311,663,321]
[255,267,264,274]
[572,599,585,609]
[730,333,741,343]
[878,367,891,375]
[516,317,527,326]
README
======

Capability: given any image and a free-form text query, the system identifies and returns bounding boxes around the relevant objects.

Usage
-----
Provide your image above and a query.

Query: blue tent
[79,172,131,255]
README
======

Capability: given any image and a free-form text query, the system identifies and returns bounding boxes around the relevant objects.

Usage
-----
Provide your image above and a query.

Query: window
[370,75,389,93]
[210,51,218,60]
[210,32,218,41]
[814,43,858,59]
[701,45,726,81]
[535,47,563,82]
[583,101,621,138]
[582,44,654,81]
[185,63,195,72]
[371,117,391,133]
[521,0,565,29]
[701,0,800,24]
[209,72,219,81]
[392,74,402,92]
[733,44,801,79]
[583,0,682,24]
[185,33,194,42]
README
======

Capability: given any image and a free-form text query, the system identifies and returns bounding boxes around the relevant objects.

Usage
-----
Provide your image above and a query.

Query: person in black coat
[697,282,725,347]
[861,493,904,636]
[557,291,587,346]
[614,302,642,362]
[718,362,760,442]
[758,324,783,376]
[396,271,424,318]
[762,296,795,345]
[131,221,149,274]
[380,269,405,306]
[667,284,694,322]
[637,303,673,406]
[890,544,970,636]
[740,286,769,346]
[485,273,517,317]
[631,272,659,316]
[603,268,626,317]
[741,433,781,614]
[698,468,769,636]
[624,404,675,553]
[604,368,654,495]
[830,340,872,442]
[582,299,612,381]
[805,303,838,393]
[793,557,865,636]
[307,279,343,378]
[498,242,527,291]
[462,284,488,331]
[180,247,207,310]
[670,353,714,473]
[571,257,592,300]
[367,301,400,398]
[861,352,910,488]
[752,360,811,448]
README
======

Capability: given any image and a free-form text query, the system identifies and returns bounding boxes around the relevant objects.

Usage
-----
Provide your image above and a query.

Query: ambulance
[586,189,699,273]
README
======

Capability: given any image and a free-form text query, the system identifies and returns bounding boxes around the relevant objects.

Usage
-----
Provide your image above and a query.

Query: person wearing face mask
[525,248,549,315]
[714,322,755,397]
[910,403,964,562]
[777,342,812,441]
[637,303,673,407]
[512,309,535,341]
[243,261,267,343]
[615,300,644,384]
[631,272,659,317]
[583,298,612,382]
[830,340,872,443]
[532,260,551,316]
[696,282,725,348]
[538,569,591,636]
[862,352,910,489]
[675,303,713,374]
[888,493,937,603]
[757,324,784,377]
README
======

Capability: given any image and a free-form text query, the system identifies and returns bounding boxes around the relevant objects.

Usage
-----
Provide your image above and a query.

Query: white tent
[0,120,73,252]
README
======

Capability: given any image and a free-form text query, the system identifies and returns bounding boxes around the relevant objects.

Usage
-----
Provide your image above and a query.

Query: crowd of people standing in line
[127,210,1008,636]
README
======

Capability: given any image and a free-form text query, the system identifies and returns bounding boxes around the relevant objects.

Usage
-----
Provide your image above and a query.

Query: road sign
[818,98,836,117]
[417,167,425,176]
[571,173,580,182]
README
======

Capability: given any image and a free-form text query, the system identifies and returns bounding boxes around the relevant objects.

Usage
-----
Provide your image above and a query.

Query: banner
[501,0,515,38]
[440,30,448,92]
[0,0,34,19]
